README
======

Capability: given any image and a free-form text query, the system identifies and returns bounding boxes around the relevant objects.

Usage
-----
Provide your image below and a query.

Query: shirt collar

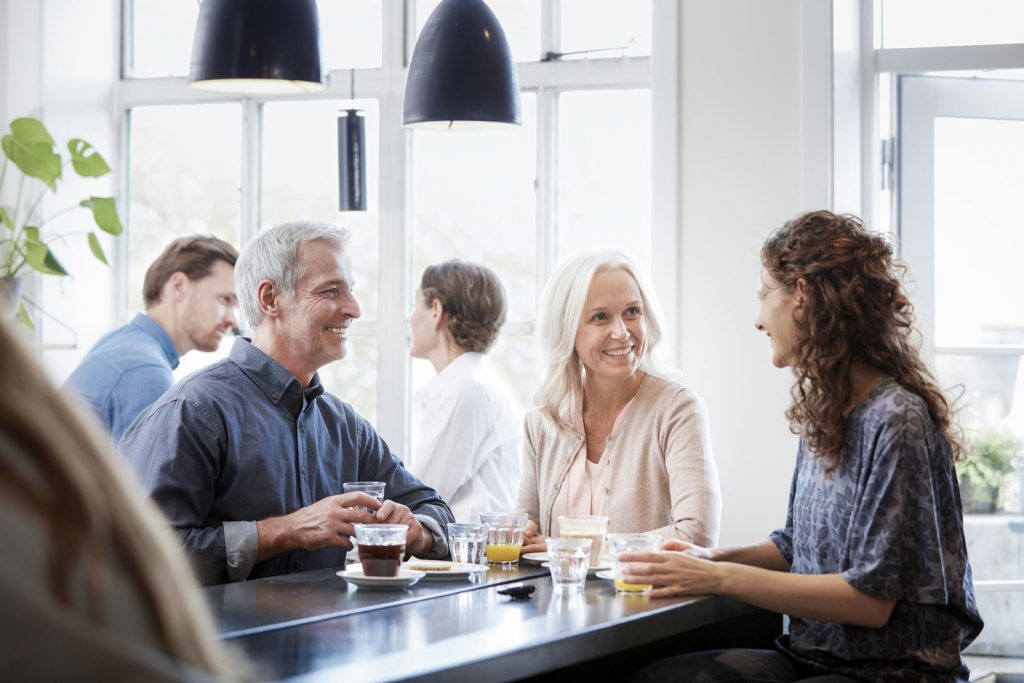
[414,351,483,405]
[132,313,180,370]
[228,337,321,407]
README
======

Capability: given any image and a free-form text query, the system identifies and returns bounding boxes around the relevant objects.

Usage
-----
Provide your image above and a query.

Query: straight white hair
[236,220,350,330]
[535,250,676,429]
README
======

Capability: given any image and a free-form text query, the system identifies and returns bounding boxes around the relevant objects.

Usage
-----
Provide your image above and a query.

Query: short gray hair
[236,220,350,330]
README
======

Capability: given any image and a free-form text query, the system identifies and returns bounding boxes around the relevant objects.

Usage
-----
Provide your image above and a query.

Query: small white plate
[542,561,611,576]
[595,570,615,581]
[403,560,489,581]
[521,552,549,564]
[338,567,425,590]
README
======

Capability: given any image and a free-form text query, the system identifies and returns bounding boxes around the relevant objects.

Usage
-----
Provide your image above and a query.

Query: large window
[875,4,1024,657]
[119,0,668,455]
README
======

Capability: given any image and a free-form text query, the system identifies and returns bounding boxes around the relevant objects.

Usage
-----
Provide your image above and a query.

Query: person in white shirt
[408,260,522,523]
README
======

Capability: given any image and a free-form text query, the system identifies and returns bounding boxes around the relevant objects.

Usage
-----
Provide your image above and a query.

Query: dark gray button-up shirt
[121,337,453,585]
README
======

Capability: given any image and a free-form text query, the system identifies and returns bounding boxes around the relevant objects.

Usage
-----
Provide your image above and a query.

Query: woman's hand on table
[520,520,547,555]
[660,538,715,560]
[618,547,725,598]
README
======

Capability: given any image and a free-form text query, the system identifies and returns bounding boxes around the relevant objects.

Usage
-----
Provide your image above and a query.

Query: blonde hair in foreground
[0,321,239,679]
[535,250,675,429]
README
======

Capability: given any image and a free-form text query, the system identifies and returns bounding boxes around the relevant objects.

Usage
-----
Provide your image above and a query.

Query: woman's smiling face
[574,268,647,382]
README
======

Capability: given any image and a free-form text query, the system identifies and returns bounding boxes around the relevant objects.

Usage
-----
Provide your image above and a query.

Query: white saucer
[338,567,425,589]
[595,570,615,581]
[521,552,548,563]
[403,560,489,581]
[542,561,611,576]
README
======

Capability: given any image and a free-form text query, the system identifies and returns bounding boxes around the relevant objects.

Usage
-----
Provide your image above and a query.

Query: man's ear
[256,280,281,318]
[163,271,189,303]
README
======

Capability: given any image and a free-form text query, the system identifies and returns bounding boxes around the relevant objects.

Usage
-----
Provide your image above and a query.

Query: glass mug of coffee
[606,532,662,595]
[479,512,528,568]
[354,524,408,577]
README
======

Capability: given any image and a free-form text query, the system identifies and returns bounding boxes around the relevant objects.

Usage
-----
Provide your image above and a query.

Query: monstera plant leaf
[1,118,62,191]
[23,228,69,276]
[68,138,112,178]
[80,197,123,235]
[88,232,109,265]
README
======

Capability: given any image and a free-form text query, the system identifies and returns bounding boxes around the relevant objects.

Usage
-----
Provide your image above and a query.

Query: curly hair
[420,260,507,353]
[761,210,962,469]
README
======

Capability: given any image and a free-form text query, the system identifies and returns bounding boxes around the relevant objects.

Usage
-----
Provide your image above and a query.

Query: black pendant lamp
[189,0,325,94]
[403,0,521,130]
[337,110,366,211]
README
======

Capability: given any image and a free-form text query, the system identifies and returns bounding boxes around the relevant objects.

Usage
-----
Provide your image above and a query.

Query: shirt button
[272,392,278,399]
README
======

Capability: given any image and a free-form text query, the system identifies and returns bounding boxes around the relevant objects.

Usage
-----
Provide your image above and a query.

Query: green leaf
[25,240,69,275]
[80,196,122,235]
[88,231,108,265]
[0,207,11,229]
[10,117,54,146]
[16,301,34,329]
[2,118,61,190]
[23,226,40,242]
[68,139,111,178]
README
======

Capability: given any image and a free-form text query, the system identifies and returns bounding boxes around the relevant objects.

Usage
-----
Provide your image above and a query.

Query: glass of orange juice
[479,512,528,568]
[606,533,662,595]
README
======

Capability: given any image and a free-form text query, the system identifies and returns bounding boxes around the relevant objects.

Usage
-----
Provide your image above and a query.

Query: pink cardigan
[517,375,721,547]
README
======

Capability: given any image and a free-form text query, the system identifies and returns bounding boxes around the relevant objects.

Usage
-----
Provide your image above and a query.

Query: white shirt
[411,352,522,524]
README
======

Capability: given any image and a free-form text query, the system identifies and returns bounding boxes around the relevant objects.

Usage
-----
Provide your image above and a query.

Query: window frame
[114,0,680,454]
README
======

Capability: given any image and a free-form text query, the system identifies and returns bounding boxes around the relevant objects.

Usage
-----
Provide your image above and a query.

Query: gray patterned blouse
[768,378,983,682]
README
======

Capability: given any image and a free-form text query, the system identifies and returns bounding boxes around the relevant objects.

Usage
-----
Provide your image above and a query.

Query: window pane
[933,117,1024,347]
[416,0,541,63]
[129,0,199,78]
[262,98,380,322]
[319,335,378,425]
[128,103,241,315]
[320,0,382,69]
[560,0,651,59]
[882,0,1024,48]
[486,334,541,417]
[936,353,1022,429]
[557,89,651,274]
[411,94,537,322]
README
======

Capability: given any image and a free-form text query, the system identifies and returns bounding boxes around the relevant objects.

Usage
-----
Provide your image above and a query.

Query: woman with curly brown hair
[622,211,982,683]
[408,260,521,523]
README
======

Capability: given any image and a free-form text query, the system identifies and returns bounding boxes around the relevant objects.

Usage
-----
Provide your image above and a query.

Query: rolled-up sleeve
[355,418,454,559]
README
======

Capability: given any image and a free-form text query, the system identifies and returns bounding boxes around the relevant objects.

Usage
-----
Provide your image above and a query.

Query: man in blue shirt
[120,221,453,585]
[64,236,239,440]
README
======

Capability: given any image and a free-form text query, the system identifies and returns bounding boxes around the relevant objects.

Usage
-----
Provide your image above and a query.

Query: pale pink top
[549,398,635,537]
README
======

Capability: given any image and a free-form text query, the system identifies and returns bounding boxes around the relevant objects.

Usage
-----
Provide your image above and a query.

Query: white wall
[678,0,825,545]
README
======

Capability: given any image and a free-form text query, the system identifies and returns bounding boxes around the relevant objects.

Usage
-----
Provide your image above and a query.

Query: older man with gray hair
[121,221,453,585]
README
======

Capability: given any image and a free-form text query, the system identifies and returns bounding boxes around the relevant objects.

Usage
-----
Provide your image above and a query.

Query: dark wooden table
[203,562,781,682]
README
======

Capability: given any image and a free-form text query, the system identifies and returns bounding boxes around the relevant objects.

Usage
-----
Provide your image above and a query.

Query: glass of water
[545,537,592,592]
[343,481,386,513]
[447,522,487,565]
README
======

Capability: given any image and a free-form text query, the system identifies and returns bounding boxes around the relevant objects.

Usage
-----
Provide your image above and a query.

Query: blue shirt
[769,378,983,682]
[120,337,453,586]
[64,314,179,441]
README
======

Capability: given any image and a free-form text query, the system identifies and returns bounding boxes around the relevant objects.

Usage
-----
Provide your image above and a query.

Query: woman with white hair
[519,251,721,552]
